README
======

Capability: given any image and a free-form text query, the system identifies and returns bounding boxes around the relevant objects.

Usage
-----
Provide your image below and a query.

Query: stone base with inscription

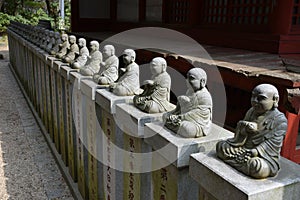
[95,90,137,200]
[145,123,233,168]
[189,151,300,200]
[145,122,233,200]
[114,103,158,200]
[115,103,163,137]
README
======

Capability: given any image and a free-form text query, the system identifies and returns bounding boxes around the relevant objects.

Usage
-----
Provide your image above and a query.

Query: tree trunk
[45,0,52,15]
[0,0,5,11]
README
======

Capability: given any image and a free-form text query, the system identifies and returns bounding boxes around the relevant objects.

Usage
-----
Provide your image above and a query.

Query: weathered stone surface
[115,103,163,137]
[145,122,233,168]
[189,151,300,200]
[96,89,133,114]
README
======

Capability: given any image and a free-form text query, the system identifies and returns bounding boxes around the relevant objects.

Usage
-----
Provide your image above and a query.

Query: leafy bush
[0,12,31,34]
[0,0,71,34]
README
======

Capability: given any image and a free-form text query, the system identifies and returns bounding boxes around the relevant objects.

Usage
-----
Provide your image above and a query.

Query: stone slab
[189,151,300,200]
[152,155,198,200]
[53,60,69,73]
[95,89,133,114]
[69,71,93,90]
[36,48,46,60]
[145,123,233,168]
[46,55,58,68]
[60,65,79,80]
[81,79,102,101]
[115,103,163,137]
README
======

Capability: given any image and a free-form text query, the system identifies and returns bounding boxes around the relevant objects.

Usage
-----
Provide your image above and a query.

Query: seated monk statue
[79,40,102,76]
[72,38,89,69]
[50,32,62,56]
[63,35,79,64]
[163,68,212,138]
[133,57,175,113]
[216,84,287,179]
[46,31,55,54]
[109,49,140,96]
[93,45,119,85]
[56,33,70,59]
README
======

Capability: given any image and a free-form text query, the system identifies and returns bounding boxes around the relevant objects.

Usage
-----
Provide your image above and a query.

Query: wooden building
[71,0,300,56]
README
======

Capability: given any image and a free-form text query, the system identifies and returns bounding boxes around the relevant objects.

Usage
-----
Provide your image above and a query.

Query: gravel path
[0,47,74,200]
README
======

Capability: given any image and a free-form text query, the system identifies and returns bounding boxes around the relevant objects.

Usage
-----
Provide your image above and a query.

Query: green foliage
[0,0,72,34]
[0,12,31,33]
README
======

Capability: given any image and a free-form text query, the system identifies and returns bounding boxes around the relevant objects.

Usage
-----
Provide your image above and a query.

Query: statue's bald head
[78,38,86,46]
[253,84,279,99]
[90,40,99,49]
[69,35,76,40]
[187,68,207,84]
[123,49,136,61]
[252,84,279,109]
[104,45,115,55]
[151,57,167,71]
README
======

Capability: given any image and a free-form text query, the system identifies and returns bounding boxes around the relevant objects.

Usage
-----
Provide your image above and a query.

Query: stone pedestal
[95,92,122,200]
[115,103,163,137]
[47,57,59,148]
[113,103,159,200]
[96,89,133,114]
[145,123,233,168]
[189,151,300,200]
[69,71,89,199]
[80,79,104,200]
[144,122,233,200]
[60,65,78,181]
[53,60,68,164]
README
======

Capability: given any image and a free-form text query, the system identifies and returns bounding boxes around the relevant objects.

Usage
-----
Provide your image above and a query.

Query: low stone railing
[7,22,300,200]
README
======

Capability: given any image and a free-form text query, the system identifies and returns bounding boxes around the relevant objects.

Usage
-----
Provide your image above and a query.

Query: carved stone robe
[216,108,287,178]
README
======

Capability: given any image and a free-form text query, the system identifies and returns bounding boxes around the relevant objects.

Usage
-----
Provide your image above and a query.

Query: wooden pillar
[139,0,146,22]
[269,0,294,35]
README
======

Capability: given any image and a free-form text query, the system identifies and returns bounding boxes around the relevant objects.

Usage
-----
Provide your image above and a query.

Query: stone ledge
[115,103,163,137]
[95,89,133,114]
[145,123,233,168]
[189,151,300,200]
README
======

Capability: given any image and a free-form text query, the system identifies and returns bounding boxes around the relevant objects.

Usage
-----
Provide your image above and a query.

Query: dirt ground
[0,39,73,199]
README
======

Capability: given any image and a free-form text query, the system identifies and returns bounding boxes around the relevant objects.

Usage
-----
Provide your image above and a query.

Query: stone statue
[63,35,79,64]
[216,84,287,179]
[56,33,70,59]
[133,57,175,113]
[72,38,89,69]
[38,28,45,48]
[109,49,140,96]
[41,29,50,50]
[79,40,102,76]
[163,68,212,138]
[93,45,119,85]
[46,31,55,53]
[50,32,62,55]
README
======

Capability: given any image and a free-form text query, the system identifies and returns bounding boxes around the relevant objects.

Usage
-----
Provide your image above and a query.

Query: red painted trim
[70,0,300,55]
[281,111,300,163]
[269,0,294,35]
